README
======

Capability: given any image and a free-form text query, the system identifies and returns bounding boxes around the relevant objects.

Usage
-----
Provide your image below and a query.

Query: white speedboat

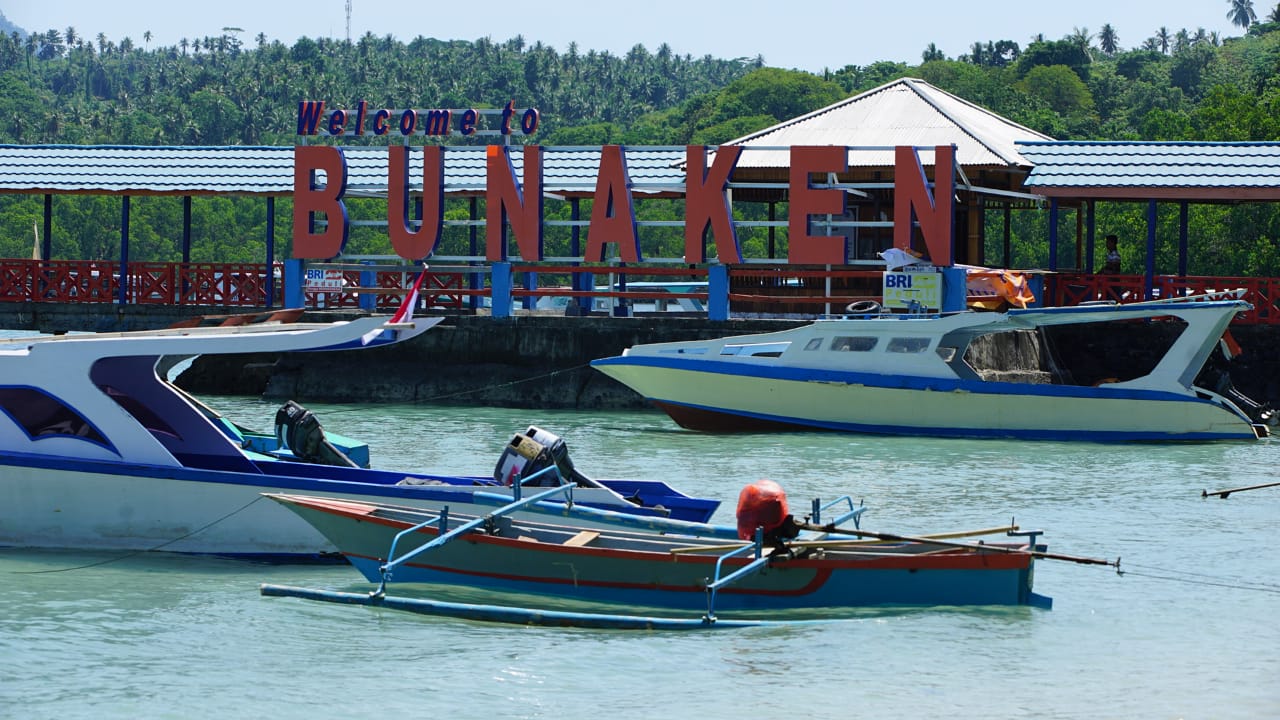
[592,297,1273,442]
[0,317,717,559]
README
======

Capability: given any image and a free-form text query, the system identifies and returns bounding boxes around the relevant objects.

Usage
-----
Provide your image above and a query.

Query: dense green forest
[3,8,1280,277]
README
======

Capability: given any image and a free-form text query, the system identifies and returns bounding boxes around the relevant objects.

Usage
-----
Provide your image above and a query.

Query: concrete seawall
[3,302,1278,412]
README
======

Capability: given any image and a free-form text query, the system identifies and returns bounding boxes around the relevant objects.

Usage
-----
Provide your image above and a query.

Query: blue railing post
[358,260,376,311]
[708,264,729,320]
[491,261,513,318]
[117,195,130,305]
[941,267,966,313]
[283,259,305,308]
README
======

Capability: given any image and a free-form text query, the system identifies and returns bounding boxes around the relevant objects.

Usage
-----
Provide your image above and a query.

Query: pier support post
[491,262,513,318]
[708,264,729,320]
[284,259,305,309]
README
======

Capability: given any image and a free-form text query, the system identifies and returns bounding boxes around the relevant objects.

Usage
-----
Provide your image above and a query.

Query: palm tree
[1227,0,1258,29]
[922,42,945,62]
[1269,3,1280,22]
[1099,24,1119,55]
[1156,26,1171,53]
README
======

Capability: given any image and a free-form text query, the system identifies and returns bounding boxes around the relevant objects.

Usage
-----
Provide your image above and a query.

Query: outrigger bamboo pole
[1202,480,1280,499]
[669,525,1020,555]
[799,523,1120,568]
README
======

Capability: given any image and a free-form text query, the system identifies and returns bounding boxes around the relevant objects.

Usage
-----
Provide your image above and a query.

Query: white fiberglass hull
[596,362,1261,442]
[0,460,707,557]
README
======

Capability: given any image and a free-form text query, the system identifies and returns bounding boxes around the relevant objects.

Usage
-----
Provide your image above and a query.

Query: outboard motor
[493,426,605,488]
[736,479,802,546]
[274,401,359,468]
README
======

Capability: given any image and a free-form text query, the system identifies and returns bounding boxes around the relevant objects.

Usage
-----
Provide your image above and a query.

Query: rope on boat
[9,496,266,574]
[287,362,594,416]
[1117,563,1280,595]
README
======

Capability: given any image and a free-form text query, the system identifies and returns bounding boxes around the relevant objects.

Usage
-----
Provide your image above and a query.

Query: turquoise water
[2,396,1279,719]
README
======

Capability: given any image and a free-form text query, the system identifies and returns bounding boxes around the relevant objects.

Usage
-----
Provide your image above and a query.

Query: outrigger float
[261,480,1119,630]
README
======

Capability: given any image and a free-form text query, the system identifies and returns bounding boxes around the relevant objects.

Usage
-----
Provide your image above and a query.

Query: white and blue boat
[592,296,1274,442]
[0,316,717,559]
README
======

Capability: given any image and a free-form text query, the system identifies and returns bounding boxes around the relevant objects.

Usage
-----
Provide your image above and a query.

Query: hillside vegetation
[2,18,1279,276]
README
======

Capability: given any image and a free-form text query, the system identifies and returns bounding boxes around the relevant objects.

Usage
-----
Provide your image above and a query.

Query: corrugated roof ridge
[719,77,919,146]
[899,79,1048,166]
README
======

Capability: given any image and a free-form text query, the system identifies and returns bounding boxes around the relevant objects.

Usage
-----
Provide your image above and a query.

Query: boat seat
[563,530,600,547]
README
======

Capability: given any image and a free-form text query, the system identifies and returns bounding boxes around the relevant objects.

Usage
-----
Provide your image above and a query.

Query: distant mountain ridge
[0,10,24,37]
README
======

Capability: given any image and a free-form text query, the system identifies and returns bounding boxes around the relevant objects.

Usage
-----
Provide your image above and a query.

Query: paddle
[1202,480,1280,499]
[795,522,1120,568]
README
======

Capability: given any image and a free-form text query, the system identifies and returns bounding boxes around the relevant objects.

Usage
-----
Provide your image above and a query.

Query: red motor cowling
[735,480,790,540]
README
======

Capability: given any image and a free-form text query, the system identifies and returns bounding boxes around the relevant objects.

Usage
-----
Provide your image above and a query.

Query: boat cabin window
[720,342,791,358]
[887,337,931,353]
[803,338,823,351]
[0,386,108,444]
[936,346,957,362]
[831,336,877,352]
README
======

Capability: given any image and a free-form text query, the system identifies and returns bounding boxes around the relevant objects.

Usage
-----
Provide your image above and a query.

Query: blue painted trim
[646,397,1257,442]
[0,451,717,521]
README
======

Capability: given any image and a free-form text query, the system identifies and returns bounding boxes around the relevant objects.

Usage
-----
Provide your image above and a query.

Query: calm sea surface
[1,339,1278,718]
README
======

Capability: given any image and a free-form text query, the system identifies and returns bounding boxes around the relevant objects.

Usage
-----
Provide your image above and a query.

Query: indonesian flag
[361,267,428,345]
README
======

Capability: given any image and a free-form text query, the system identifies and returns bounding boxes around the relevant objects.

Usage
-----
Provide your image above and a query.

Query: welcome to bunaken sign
[292,101,956,267]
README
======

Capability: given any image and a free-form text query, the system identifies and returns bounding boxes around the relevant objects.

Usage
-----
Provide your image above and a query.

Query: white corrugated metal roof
[0,145,687,197]
[723,78,1053,169]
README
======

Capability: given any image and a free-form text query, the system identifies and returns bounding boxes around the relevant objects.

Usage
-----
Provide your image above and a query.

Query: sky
[2,0,1251,73]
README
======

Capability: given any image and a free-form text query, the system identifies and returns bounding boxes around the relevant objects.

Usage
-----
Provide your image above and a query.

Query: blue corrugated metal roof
[0,145,687,197]
[1017,141,1280,199]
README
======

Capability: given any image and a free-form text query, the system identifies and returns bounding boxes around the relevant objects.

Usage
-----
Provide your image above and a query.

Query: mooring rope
[10,496,266,574]
[298,362,593,415]
[1119,563,1280,595]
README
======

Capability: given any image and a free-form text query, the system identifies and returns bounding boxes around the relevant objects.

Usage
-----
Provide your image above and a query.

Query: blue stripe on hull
[342,556,1037,610]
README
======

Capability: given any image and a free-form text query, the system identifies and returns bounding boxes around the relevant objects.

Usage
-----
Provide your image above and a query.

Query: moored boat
[591,296,1275,442]
[0,317,718,559]
[262,481,1073,621]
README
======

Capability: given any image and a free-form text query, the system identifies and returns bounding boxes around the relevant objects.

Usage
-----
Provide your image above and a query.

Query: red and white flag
[361,267,428,345]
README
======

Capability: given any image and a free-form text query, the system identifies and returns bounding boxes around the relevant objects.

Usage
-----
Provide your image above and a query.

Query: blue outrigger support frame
[702,495,866,623]
[260,490,874,630]
[376,469,576,595]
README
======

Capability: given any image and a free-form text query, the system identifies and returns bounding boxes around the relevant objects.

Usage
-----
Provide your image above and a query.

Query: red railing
[1053,273,1280,325]
[2,260,1279,324]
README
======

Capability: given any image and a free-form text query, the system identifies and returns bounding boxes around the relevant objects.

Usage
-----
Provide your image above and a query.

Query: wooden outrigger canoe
[259,486,1110,627]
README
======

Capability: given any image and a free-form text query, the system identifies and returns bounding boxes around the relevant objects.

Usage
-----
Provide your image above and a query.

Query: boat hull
[0,455,718,558]
[595,359,1261,441]
[278,496,1040,611]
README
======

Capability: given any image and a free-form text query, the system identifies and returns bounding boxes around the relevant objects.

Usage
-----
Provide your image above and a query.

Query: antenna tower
[345,0,352,42]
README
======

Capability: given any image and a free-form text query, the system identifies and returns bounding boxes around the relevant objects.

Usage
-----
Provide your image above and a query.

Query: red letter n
[893,145,954,266]
[485,145,544,261]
